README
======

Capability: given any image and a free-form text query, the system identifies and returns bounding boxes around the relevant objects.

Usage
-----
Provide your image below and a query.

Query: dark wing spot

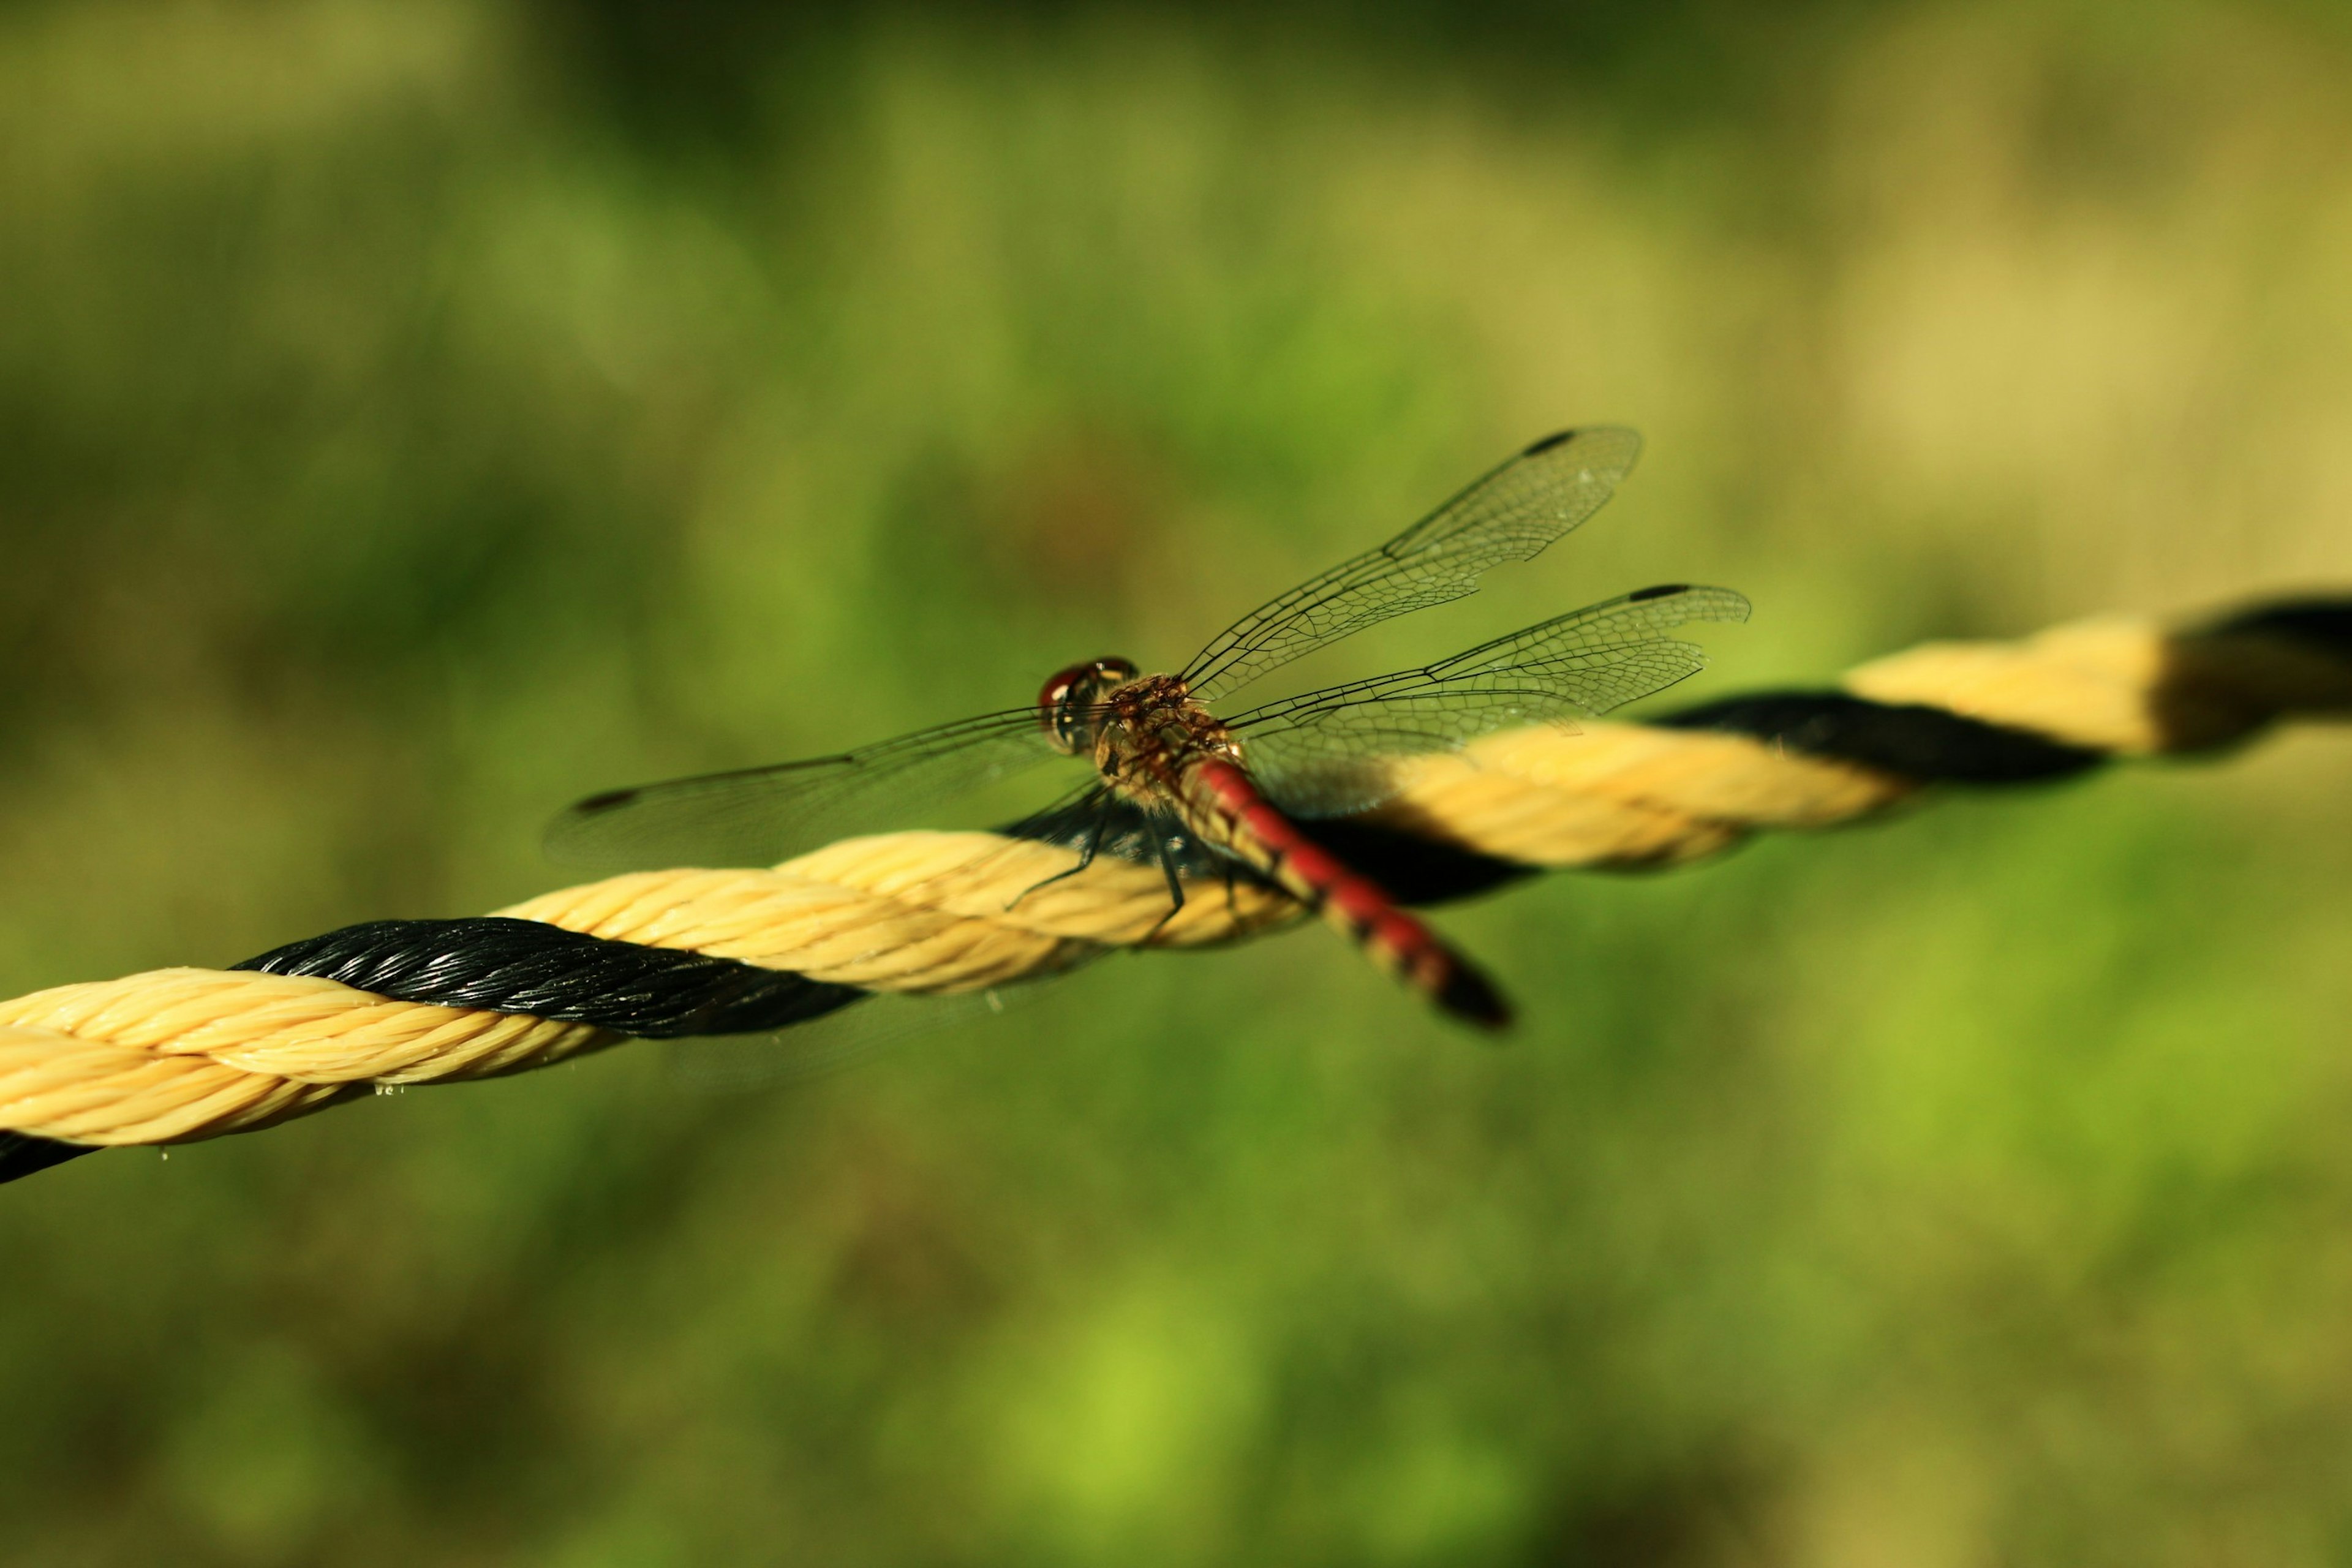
[1521,429,1577,456]
[1628,583,1690,601]
[575,787,640,814]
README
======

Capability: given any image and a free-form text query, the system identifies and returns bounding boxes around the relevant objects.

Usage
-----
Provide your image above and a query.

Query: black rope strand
[2210,598,2352,653]
[232,919,867,1036]
[0,1132,99,1183]
[1655,693,2106,783]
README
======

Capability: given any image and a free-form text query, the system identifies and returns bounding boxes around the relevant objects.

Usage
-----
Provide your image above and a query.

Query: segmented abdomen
[1185,758,1510,1028]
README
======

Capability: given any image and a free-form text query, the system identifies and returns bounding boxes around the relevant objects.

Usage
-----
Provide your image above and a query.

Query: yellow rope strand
[4,609,2345,1154]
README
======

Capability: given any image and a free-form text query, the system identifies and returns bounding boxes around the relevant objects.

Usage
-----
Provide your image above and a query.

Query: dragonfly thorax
[1039,659,1240,792]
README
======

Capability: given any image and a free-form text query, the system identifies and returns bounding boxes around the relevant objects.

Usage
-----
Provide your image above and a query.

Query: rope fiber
[4,596,2347,1185]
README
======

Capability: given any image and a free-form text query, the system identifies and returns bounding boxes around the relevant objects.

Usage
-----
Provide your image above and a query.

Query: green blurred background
[5,1,2352,1561]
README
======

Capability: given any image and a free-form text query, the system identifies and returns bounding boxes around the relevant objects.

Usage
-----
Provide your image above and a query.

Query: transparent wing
[1180,428,1644,703]
[545,707,1077,871]
[1227,584,1751,818]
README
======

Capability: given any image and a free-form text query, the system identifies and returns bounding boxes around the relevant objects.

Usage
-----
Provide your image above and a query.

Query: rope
[4,597,2346,1183]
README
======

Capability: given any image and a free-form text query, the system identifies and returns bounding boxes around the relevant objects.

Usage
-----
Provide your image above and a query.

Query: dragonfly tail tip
[1438,965,1513,1031]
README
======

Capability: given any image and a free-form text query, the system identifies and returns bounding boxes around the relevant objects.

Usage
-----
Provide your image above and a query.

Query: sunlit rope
[3,597,2346,1182]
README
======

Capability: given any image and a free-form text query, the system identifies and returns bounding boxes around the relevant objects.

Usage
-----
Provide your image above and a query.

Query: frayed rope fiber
[4,597,2348,1185]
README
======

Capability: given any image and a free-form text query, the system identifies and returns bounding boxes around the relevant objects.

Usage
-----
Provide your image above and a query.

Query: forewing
[1180,428,1643,702]
[545,708,1075,871]
[1229,584,1751,818]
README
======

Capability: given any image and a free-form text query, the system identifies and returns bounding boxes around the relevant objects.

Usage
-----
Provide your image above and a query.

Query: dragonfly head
[1039,657,1139,752]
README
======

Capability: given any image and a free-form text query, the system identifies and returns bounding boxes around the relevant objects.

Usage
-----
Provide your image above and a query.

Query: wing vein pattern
[545,707,1071,871]
[1178,428,1644,702]
[1226,584,1752,818]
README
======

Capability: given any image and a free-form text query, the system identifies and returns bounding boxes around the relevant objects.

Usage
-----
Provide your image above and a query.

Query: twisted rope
[4,598,2346,1183]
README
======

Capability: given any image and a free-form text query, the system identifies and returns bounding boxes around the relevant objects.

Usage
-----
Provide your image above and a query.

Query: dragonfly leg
[1137,834,1189,943]
[1006,804,1110,911]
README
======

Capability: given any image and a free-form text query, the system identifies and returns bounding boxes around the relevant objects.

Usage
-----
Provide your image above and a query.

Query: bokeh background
[6,1,2352,1562]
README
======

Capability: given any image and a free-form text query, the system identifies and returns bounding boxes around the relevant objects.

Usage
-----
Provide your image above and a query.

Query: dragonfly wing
[1181,428,1644,703]
[1229,584,1751,818]
[545,707,1076,871]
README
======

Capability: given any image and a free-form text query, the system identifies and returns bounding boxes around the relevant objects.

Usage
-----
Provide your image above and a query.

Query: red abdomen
[1187,758,1510,1028]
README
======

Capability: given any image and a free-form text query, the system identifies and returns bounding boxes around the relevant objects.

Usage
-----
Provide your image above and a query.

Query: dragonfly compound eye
[1039,659,1130,752]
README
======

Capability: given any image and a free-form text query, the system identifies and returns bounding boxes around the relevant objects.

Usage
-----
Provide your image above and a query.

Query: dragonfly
[548,428,1748,1030]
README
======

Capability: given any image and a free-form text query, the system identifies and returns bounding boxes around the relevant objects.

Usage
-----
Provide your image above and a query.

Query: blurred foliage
[4,0,2352,1562]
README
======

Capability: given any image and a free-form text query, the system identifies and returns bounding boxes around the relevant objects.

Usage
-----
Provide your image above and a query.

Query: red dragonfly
[549,429,1747,1028]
